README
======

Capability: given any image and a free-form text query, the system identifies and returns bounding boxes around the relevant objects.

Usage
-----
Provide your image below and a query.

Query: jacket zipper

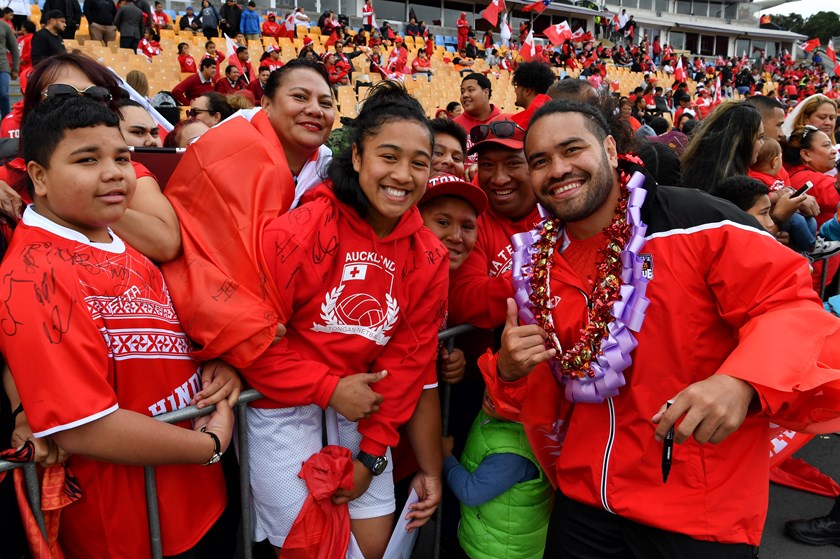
[601,397,616,513]
[577,286,616,514]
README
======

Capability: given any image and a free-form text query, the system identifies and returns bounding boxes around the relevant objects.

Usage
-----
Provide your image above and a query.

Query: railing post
[237,400,253,559]
[145,466,164,559]
[23,463,47,541]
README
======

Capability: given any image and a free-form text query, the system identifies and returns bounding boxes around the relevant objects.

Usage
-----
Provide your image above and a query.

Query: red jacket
[483,181,840,546]
[788,164,838,226]
[244,186,449,455]
[178,53,197,73]
[171,72,214,105]
[214,77,243,95]
[510,93,552,130]
[449,205,541,328]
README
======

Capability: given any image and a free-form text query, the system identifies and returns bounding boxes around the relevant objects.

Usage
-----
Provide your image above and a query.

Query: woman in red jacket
[243,81,448,559]
[785,126,839,226]
[785,125,840,290]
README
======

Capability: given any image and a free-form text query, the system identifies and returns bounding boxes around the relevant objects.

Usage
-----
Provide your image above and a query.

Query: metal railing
[0,324,475,559]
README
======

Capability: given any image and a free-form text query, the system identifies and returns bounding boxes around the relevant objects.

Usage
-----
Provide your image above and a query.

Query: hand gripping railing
[0,324,476,559]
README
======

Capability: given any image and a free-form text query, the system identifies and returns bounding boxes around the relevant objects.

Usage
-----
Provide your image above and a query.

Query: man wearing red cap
[449,118,541,331]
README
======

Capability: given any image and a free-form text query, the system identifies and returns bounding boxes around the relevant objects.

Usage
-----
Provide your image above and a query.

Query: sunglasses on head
[470,121,526,144]
[41,83,113,104]
[801,124,819,140]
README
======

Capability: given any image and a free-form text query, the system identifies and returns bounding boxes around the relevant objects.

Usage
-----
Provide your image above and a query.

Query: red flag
[571,27,592,43]
[801,38,820,53]
[544,21,572,46]
[223,33,245,73]
[279,13,295,38]
[674,57,687,82]
[522,0,550,14]
[324,31,339,47]
[480,0,505,27]
[827,39,836,64]
[520,29,536,61]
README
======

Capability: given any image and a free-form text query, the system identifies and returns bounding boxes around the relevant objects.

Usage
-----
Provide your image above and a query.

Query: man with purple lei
[480,100,840,558]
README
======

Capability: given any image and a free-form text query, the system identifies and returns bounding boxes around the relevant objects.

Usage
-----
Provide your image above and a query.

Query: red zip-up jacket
[244,186,449,456]
[482,180,840,545]
[448,205,541,328]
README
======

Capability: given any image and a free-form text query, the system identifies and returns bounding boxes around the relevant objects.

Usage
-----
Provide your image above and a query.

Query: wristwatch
[200,428,222,466]
[357,451,388,476]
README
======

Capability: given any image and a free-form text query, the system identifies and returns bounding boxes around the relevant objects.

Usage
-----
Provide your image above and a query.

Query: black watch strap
[357,450,388,476]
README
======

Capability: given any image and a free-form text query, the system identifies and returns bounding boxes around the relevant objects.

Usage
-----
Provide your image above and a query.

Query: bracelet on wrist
[199,426,222,466]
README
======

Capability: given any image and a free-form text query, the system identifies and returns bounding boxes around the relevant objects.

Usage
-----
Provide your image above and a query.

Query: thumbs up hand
[497,298,557,382]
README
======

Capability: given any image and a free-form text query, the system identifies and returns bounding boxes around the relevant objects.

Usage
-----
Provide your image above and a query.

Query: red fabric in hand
[280,445,354,559]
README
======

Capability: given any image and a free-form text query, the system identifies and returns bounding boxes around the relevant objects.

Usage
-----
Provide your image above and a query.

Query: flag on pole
[481,0,505,27]
[800,38,820,53]
[280,12,295,38]
[544,21,572,45]
[500,12,511,46]
[522,0,551,14]
[521,29,536,60]
[571,27,592,43]
[224,34,243,72]
[674,56,686,82]
[827,39,836,64]
[324,31,339,48]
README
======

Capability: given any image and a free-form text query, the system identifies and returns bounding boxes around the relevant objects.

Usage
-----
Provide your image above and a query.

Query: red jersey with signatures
[0,209,225,558]
[244,185,449,456]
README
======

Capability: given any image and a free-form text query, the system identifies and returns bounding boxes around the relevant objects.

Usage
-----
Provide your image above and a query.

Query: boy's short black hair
[430,117,467,154]
[22,96,121,199]
[199,57,216,70]
[709,175,769,212]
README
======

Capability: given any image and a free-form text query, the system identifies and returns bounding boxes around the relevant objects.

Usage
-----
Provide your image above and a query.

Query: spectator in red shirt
[261,11,281,37]
[456,12,470,50]
[172,57,217,104]
[16,20,34,91]
[510,61,554,130]
[260,45,284,71]
[137,27,161,60]
[202,40,225,72]
[411,48,433,80]
[215,64,243,94]
[177,42,197,73]
[246,65,270,102]
[151,1,172,29]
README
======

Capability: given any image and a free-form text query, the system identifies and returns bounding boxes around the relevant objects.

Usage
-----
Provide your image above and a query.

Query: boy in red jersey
[0,96,236,559]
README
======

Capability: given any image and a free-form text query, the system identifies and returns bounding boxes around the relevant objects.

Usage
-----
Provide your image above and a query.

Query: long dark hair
[681,101,762,191]
[327,81,433,218]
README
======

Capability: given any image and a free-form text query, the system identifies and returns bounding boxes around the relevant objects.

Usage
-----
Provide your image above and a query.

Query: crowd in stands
[2,2,840,559]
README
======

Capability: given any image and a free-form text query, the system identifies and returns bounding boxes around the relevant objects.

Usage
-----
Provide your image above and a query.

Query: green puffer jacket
[458,410,554,559]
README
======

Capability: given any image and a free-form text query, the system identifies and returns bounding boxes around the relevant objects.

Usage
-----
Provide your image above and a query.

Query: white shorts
[246,404,395,547]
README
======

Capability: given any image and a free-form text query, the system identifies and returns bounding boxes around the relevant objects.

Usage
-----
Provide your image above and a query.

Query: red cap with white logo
[419,173,488,215]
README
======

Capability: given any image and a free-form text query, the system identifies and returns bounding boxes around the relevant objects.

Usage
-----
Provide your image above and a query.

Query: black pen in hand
[662,399,675,483]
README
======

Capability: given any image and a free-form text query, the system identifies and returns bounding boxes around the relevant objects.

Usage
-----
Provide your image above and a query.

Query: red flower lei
[529,168,635,379]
